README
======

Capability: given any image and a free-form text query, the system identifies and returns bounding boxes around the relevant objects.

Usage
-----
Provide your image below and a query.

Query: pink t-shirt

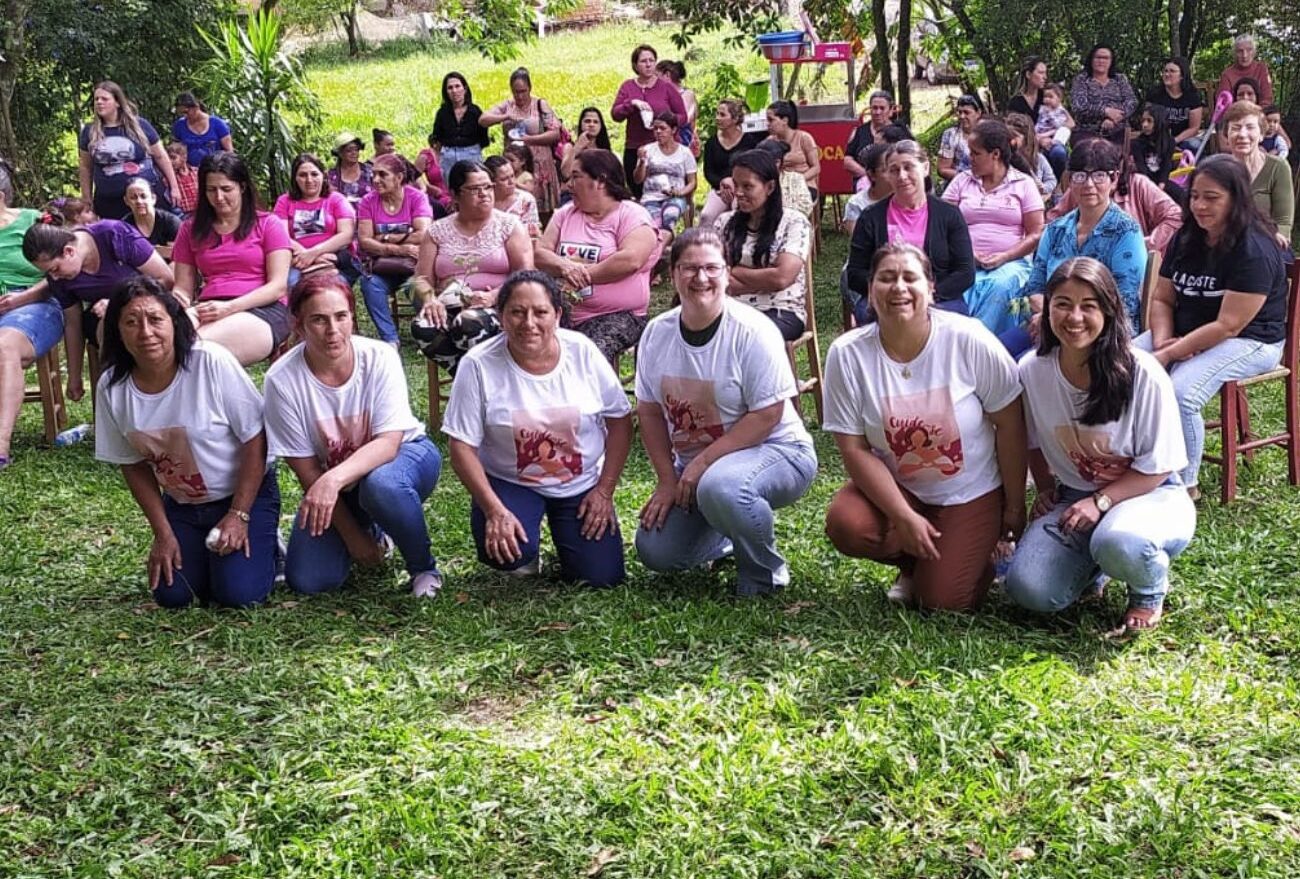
[941,168,1044,255]
[272,191,355,250]
[429,210,522,291]
[551,200,657,324]
[886,199,929,248]
[173,212,292,303]
[356,186,433,235]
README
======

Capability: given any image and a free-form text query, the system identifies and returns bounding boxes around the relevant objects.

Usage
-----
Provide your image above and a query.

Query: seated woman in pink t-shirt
[172,152,292,366]
[535,149,659,363]
[941,119,1044,336]
[273,152,358,288]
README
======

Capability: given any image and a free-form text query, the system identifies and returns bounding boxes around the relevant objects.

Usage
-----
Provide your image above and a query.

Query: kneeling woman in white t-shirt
[95,277,280,609]
[1006,257,1195,631]
[634,228,818,596]
[443,270,633,584]
[263,271,445,598]
[823,243,1027,611]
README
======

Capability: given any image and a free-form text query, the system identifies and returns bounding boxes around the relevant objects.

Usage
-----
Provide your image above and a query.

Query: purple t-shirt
[273,191,356,250]
[356,186,433,236]
[173,212,292,303]
[49,220,156,309]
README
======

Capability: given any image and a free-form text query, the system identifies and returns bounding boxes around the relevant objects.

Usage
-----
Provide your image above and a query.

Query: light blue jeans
[1005,482,1196,612]
[286,436,442,593]
[357,272,405,343]
[635,439,817,595]
[439,145,484,182]
[1134,331,1285,488]
[964,257,1032,337]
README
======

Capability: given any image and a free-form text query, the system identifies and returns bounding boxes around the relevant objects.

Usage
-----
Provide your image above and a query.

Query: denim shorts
[0,299,65,356]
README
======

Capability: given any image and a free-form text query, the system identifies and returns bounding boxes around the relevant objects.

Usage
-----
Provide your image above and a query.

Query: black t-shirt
[701,131,762,189]
[845,123,879,176]
[1007,93,1043,123]
[1146,86,1204,142]
[432,103,491,149]
[1162,226,1287,343]
[126,209,181,248]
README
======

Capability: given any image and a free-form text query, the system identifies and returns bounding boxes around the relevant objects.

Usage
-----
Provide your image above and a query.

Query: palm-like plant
[197,10,322,196]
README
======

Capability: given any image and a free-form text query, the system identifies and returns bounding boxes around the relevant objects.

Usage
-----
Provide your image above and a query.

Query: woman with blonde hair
[78,81,179,221]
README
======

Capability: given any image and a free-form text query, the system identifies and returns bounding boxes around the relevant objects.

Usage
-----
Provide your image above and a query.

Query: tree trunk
[1178,0,1198,60]
[871,0,893,98]
[341,3,362,57]
[1166,0,1181,56]
[0,0,31,177]
[895,0,912,124]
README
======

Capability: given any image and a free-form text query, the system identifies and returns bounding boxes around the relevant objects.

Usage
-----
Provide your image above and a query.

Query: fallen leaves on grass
[585,847,619,876]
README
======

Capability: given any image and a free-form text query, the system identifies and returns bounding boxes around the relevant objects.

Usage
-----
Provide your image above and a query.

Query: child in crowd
[166,141,199,216]
[1035,84,1074,151]
[504,143,536,195]
[1131,103,1175,189]
[43,196,96,226]
[1262,105,1291,160]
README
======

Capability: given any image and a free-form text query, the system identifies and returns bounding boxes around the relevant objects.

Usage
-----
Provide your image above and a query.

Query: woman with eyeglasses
[355,153,434,347]
[1002,139,1147,356]
[634,227,816,597]
[1146,56,1205,150]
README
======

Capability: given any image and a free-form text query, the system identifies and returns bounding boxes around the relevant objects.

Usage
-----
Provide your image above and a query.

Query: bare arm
[832,430,940,560]
[295,431,404,538]
[449,437,530,564]
[729,252,803,294]
[988,399,1028,539]
[78,151,93,202]
[1155,290,1268,366]
[283,455,383,562]
[120,461,181,589]
[586,225,657,285]
[199,249,289,318]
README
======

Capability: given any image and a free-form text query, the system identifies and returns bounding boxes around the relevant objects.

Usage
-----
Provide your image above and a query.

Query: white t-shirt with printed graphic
[1019,347,1187,492]
[442,329,632,498]
[641,142,697,204]
[263,336,425,471]
[714,209,812,321]
[635,298,813,469]
[95,341,269,504]
[822,309,1021,505]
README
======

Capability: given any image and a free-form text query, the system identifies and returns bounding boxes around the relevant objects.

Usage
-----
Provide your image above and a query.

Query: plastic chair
[1201,260,1300,504]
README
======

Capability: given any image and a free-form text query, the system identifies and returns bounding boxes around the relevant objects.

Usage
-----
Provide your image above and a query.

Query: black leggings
[622,146,644,199]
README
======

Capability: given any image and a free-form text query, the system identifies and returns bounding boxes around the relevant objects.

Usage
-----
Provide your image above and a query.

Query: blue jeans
[154,469,281,609]
[357,271,405,343]
[1005,482,1196,612]
[439,145,483,182]
[286,436,442,593]
[470,475,626,586]
[1045,143,1067,179]
[964,257,1032,336]
[1134,331,1285,487]
[0,299,64,356]
[287,250,361,294]
[635,440,818,595]
[644,197,688,231]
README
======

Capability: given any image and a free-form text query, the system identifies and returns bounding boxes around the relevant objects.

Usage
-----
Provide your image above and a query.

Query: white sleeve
[367,344,416,436]
[1017,357,1042,452]
[93,381,143,465]
[1129,357,1189,476]
[821,340,865,436]
[208,347,265,445]
[964,325,1022,413]
[778,212,812,261]
[740,319,797,411]
[263,369,316,460]
[683,150,698,174]
[633,320,665,404]
[441,354,487,446]
[583,339,632,418]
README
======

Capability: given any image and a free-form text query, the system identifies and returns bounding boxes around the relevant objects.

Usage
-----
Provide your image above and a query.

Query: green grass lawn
[4,23,1300,878]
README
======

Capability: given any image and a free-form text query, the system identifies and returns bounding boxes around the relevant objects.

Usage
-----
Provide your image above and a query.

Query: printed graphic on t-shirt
[882,386,964,481]
[661,375,725,456]
[1053,424,1131,486]
[128,426,208,501]
[317,413,372,469]
[93,135,148,178]
[513,407,583,486]
[558,240,601,300]
[292,206,326,238]
[375,221,413,236]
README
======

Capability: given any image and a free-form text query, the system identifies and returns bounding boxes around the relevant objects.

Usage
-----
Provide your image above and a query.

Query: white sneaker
[886,573,914,605]
[410,570,443,598]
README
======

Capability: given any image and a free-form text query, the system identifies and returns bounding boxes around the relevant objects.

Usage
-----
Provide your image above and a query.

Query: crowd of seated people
[0,35,1295,638]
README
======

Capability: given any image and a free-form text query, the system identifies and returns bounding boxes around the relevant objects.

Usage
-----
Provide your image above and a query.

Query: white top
[635,298,813,469]
[95,341,269,504]
[641,142,697,204]
[263,336,425,471]
[442,329,631,498]
[714,209,811,320]
[823,309,1021,505]
[1019,347,1187,491]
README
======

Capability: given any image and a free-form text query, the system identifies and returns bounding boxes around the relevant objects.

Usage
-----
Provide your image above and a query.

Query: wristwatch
[1093,492,1112,514]
[228,508,251,523]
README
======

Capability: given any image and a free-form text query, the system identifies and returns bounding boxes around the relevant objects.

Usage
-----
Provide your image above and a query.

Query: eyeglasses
[675,263,726,279]
[460,183,495,195]
[1070,171,1114,186]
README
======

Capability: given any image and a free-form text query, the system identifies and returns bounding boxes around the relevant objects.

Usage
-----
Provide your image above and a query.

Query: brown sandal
[1121,605,1163,631]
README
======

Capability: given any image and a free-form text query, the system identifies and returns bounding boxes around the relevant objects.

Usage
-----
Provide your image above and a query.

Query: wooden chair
[426,358,451,433]
[786,258,824,424]
[1200,261,1300,504]
[22,343,68,444]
